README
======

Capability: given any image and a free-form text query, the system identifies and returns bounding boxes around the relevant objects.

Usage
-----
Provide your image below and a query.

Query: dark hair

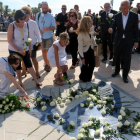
[8,54,21,65]
[67,9,79,20]
[14,10,25,23]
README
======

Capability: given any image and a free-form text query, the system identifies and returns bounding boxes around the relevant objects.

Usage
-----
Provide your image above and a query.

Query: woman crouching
[47,32,69,85]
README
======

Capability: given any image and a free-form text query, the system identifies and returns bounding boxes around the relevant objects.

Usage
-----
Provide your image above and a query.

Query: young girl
[47,32,69,85]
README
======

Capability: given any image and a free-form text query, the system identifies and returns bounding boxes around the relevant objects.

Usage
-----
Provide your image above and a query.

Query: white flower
[102,109,106,115]
[109,13,113,18]
[89,104,94,108]
[27,38,32,42]
[41,106,47,111]
[89,136,94,139]
[70,137,76,140]
[57,97,62,102]
[121,111,126,117]
[54,113,59,118]
[98,16,101,18]
[124,120,130,126]
[4,105,9,110]
[75,95,79,99]
[2,101,6,104]
[11,100,13,103]
[41,102,46,106]
[97,104,102,109]
[37,98,41,102]
[121,106,125,111]
[79,95,83,98]
[70,27,74,31]
[6,98,9,102]
[94,129,100,136]
[117,122,123,128]
[9,103,12,107]
[103,121,109,126]
[118,115,122,121]
[41,13,44,17]
[92,89,96,93]
[88,121,93,127]
[61,118,66,123]
[104,126,109,132]
[111,105,114,109]
[80,103,84,108]
[93,96,97,101]
[53,99,56,102]
[2,110,5,113]
[70,121,75,127]
[12,105,15,108]
[70,97,75,101]
[103,101,107,105]
[65,99,71,104]
[80,128,85,133]
[21,101,27,107]
[77,133,85,139]
[69,79,74,83]
[82,123,88,128]
[103,97,107,101]
[97,100,102,104]
[83,91,89,96]
[120,110,124,114]
[136,122,140,128]
[60,103,65,107]
[50,101,56,106]
[89,116,94,121]
[79,92,82,95]
[0,104,3,108]
[87,97,91,101]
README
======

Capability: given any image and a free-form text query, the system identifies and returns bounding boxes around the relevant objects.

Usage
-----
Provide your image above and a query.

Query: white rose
[94,129,100,136]
[82,123,88,128]
[87,97,91,101]
[41,106,47,111]
[109,13,113,18]
[98,16,101,18]
[88,121,93,127]
[103,121,109,126]
[12,105,15,108]
[77,133,85,139]
[0,104,3,108]
[117,122,123,128]
[80,128,85,133]
[70,137,76,140]
[93,96,97,101]
[41,13,44,17]
[80,103,84,108]
[2,101,6,104]
[89,104,94,108]
[11,100,13,103]
[97,104,102,109]
[41,102,46,106]
[103,101,107,105]
[61,118,66,123]
[69,79,74,83]
[60,103,65,107]
[92,89,96,93]
[27,38,32,42]
[121,111,126,117]
[50,101,56,106]
[83,91,89,96]
[79,95,83,98]
[89,116,94,121]
[97,100,102,104]
[75,95,79,99]
[53,99,56,102]
[54,113,59,118]
[70,121,75,127]
[111,105,114,109]
[37,98,41,102]
[102,109,106,115]
[6,98,9,102]
[4,105,9,110]
[9,103,12,107]
[70,27,74,31]
[104,126,109,132]
[136,122,140,128]
[124,120,130,126]
[120,110,124,114]
[65,99,71,104]
[103,97,107,101]
[57,97,62,102]
[118,115,122,121]
[121,106,125,111]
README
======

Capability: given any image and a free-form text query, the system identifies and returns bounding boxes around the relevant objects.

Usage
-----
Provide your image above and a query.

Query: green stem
[41,125,59,140]
[57,130,67,140]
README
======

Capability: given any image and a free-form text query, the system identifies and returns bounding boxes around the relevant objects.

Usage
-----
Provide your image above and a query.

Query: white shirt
[122,11,129,38]
[28,19,42,50]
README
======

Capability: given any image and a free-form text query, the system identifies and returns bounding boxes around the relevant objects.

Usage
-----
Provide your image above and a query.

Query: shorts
[42,37,53,50]
[9,50,32,70]
[31,49,37,58]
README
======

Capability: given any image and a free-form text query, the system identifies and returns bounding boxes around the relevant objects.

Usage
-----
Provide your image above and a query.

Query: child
[47,32,69,85]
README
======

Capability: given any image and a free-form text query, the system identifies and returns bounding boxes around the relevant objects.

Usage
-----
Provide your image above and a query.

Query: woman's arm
[53,44,61,72]
[4,71,28,99]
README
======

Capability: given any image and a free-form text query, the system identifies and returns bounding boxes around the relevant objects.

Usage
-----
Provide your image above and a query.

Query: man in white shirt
[108,0,139,83]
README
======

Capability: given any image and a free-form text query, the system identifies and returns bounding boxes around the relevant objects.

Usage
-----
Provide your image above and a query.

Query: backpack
[38,12,41,22]
[12,22,29,39]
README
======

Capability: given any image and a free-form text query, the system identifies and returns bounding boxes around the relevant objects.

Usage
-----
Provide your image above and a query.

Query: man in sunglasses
[55,5,68,37]
[36,1,56,72]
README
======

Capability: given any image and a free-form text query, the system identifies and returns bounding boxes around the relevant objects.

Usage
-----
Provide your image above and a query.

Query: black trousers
[102,31,113,59]
[115,39,132,78]
[68,40,78,66]
[79,47,95,82]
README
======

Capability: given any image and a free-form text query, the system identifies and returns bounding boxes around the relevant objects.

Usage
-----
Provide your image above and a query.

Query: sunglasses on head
[70,15,75,17]
[42,1,47,4]
[19,16,26,20]
[25,11,30,15]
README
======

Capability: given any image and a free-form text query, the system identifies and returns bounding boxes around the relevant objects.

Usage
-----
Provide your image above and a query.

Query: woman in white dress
[47,32,69,85]
[0,54,28,99]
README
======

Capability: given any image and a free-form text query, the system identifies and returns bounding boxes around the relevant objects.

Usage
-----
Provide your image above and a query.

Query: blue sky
[2,0,139,16]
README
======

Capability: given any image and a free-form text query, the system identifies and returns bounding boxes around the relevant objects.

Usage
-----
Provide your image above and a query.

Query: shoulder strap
[12,22,15,39]
[38,12,41,21]
[27,23,29,38]
[2,57,7,62]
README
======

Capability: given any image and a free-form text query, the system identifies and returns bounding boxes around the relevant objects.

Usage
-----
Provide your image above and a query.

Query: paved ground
[1,39,140,140]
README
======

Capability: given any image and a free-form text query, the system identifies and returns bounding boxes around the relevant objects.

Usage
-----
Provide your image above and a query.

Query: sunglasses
[62,8,66,9]
[25,11,30,15]
[15,61,20,65]
[70,15,75,17]
[19,16,26,20]
[42,1,47,4]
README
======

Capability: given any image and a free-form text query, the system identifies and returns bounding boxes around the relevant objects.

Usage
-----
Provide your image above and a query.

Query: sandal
[32,75,41,81]
[44,65,51,72]
[53,78,64,86]
[36,83,42,88]
[21,73,27,77]
[69,65,75,69]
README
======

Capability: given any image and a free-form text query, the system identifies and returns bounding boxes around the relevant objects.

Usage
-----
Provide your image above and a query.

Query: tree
[11,9,16,16]
[3,5,11,16]
[32,7,40,17]
[27,5,31,7]
[38,3,42,9]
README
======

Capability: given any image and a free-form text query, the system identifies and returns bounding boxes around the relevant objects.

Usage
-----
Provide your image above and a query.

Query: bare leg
[42,49,50,67]
[21,61,26,75]
[16,70,22,86]
[31,58,39,76]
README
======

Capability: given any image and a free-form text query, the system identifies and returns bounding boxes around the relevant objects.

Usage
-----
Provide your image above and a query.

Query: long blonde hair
[76,16,92,34]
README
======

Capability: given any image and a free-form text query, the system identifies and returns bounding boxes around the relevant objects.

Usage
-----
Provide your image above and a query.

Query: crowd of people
[0,0,140,99]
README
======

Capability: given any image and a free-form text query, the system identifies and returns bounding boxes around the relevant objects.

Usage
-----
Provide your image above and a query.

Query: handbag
[94,53,101,67]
